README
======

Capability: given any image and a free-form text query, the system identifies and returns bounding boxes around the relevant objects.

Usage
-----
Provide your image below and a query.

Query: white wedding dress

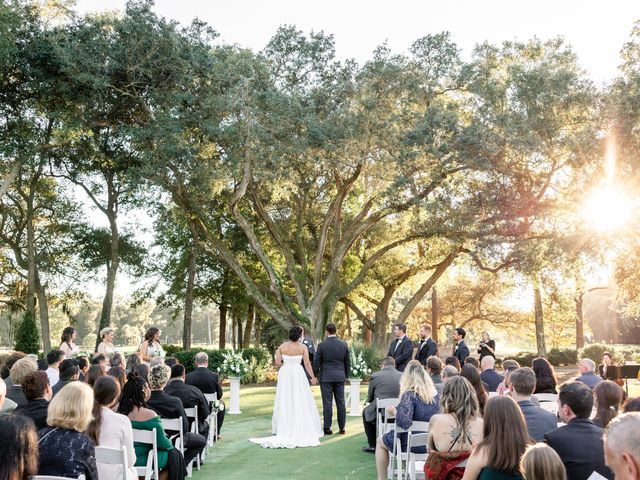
[249,354,323,448]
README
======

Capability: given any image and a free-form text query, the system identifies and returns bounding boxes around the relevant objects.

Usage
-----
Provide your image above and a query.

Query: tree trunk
[575,293,584,349]
[219,303,227,349]
[231,312,237,350]
[243,303,254,348]
[255,311,263,345]
[182,240,198,350]
[431,286,438,344]
[95,208,120,352]
[533,281,547,357]
[363,326,372,346]
[26,195,36,315]
[237,313,243,349]
[34,272,50,353]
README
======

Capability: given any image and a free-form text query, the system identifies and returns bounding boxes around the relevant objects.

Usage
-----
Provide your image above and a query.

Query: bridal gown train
[249,354,323,448]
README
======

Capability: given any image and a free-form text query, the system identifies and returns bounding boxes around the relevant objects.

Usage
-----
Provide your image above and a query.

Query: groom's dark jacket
[313,336,350,383]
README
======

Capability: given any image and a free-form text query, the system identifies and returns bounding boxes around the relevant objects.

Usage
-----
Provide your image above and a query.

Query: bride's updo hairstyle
[289,326,303,342]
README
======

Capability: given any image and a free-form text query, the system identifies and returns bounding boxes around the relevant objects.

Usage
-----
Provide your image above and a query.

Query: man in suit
[165,364,211,441]
[510,367,557,441]
[575,358,602,389]
[361,357,402,453]
[299,327,315,383]
[51,359,80,396]
[479,356,504,392]
[148,364,206,466]
[11,371,50,428]
[452,327,470,365]
[544,381,613,480]
[7,357,37,407]
[313,322,350,435]
[185,352,225,436]
[604,412,640,480]
[415,325,438,366]
[426,356,444,395]
[387,323,413,372]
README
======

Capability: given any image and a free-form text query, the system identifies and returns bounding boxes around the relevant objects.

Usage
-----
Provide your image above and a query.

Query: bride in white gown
[249,326,324,448]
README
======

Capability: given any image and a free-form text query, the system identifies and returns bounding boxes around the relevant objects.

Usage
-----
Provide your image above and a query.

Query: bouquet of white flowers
[211,399,225,413]
[349,350,371,379]
[218,351,249,378]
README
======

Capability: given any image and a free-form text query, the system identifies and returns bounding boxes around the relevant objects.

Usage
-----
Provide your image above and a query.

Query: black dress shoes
[324,429,333,435]
[362,446,375,453]
[339,430,346,434]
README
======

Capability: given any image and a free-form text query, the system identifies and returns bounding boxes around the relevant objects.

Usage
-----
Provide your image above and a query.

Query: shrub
[14,311,40,354]
[163,344,183,356]
[547,348,579,366]
[580,344,620,364]
[510,351,537,368]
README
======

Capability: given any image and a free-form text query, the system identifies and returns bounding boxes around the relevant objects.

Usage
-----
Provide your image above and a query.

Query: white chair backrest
[95,445,127,466]
[534,393,558,403]
[376,397,400,409]
[160,417,183,433]
[407,432,429,448]
[184,407,199,434]
[203,393,217,403]
[488,391,499,398]
[539,402,558,414]
[455,458,468,468]
[396,421,430,434]
[132,428,159,480]
[33,477,83,480]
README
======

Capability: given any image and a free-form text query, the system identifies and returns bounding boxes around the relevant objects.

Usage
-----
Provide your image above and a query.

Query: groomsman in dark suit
[313,323,350,435]
[415,325,438,366]
[387,323,413,372]
[452,327,470,365]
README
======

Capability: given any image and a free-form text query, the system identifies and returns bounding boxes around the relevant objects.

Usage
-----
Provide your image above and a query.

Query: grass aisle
[196,385,377,479]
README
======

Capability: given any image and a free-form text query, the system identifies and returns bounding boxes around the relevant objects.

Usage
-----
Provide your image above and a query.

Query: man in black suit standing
[544,381,613,480]
[415,325,438,366]
[452,327,470,365]
[185,352,225,436]
[387,323,413,372]
[313,322,350,435]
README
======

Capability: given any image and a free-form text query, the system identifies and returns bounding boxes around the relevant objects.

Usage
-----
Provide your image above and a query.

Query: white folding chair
[388,421,429,480]
[95,446,128,479]
[376,397,400,439]
[184,407,201,469]
[488,391,499,398]
[404,432,429,480]
[539,402,559,415]
[33,477,85,480]
[132,428,159,480]
[203,392,219,447]
[534,393,558,403]
[160,417,194,477]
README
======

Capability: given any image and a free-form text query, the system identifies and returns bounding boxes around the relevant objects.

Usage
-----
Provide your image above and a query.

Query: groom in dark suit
[387,323,413,372]
[415,324,438,366]
[453,327,470,365]
[313,322,350,435]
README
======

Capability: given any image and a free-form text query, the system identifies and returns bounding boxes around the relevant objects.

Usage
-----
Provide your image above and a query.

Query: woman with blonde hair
[425,376,484,480]
[37,381,97,480]
[375,360,440,480]
[520,443,566,480]
[97,327,117,364]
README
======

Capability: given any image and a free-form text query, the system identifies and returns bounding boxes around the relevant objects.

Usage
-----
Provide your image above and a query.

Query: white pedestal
[348,378,362,416]
[228,376,242,414]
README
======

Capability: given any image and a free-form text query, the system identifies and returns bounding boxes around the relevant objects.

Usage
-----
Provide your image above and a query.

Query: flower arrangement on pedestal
[218,351,249,378]
[349,350,372,380]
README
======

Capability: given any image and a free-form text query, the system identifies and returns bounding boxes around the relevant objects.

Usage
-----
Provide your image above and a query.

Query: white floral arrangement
[218,351,249,378]
[349,350,371,379]
[211,399,225,413]
[148,344,165,358]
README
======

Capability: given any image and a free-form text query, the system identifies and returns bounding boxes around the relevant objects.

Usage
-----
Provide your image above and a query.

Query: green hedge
[506,348,578,367]
[169,347,271,384]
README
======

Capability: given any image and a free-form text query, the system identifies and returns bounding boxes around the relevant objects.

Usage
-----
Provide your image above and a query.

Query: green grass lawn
[196,385,376,480]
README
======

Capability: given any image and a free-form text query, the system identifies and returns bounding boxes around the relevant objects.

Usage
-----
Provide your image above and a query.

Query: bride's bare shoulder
[279,341,304,355]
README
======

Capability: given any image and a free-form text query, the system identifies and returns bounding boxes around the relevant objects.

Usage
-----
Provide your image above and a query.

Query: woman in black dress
[478,331,496,361]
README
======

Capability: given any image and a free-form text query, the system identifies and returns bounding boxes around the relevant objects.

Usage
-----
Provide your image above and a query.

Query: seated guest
[111,352,124,369]
[575,358,602,389]
[593,380,624,429]
[1,351,26,388]
[52,359,80,396]
[117,371,186,480]
[427,356,444,395]
[623,396,640,413]
[12,371,51,429]
[185,352,226,437]
[361,356,402,453]
[375,361,439,480]
[86,376,137,480]
[7,357,37,406]
[85,364,105,387]
[135,363,150,383]
[108,365,126,391]
[77,356,89,382]
[45,349,64,387]
[442,365,459,383]
[462,364,489,415]
[150,356,165,367]
[480,357,504,393]
[165,357,180,368]
[147,364,206,467]
[461,396,530,479]
[496,359,520,395]
[426,376,483,480]
[165,364,210,440]
[532,357,557,394]
[38,382,98,480]
[520,443,567,480]
[446,356,462,372]
[544,381,613,480]
[91,353,108,373]
[510,367,557,441]
[598,352,614,380]
[0,414,38,480]
[465,357,481,370]
[37,358,48,371]
[603,412,640,479]
[0,378,16,417]
[126,353,142,373]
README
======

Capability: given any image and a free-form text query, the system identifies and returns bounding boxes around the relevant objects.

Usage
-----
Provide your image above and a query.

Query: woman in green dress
[461,396,531,480]
[117,371,186,480]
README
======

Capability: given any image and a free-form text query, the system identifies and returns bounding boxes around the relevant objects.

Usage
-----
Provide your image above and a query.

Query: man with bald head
[185,352,225,436]
[479,356,504,392]
[605,412,640,480]
[576,358,602,389]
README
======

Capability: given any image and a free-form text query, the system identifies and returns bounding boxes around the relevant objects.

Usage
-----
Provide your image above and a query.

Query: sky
[72,0,637,299]
[73,0,640,85]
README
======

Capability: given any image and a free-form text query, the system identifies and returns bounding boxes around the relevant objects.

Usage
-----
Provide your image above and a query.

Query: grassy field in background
[195,385,376,480]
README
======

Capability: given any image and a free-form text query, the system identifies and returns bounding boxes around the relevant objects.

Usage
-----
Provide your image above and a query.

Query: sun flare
[582,187,634,233]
